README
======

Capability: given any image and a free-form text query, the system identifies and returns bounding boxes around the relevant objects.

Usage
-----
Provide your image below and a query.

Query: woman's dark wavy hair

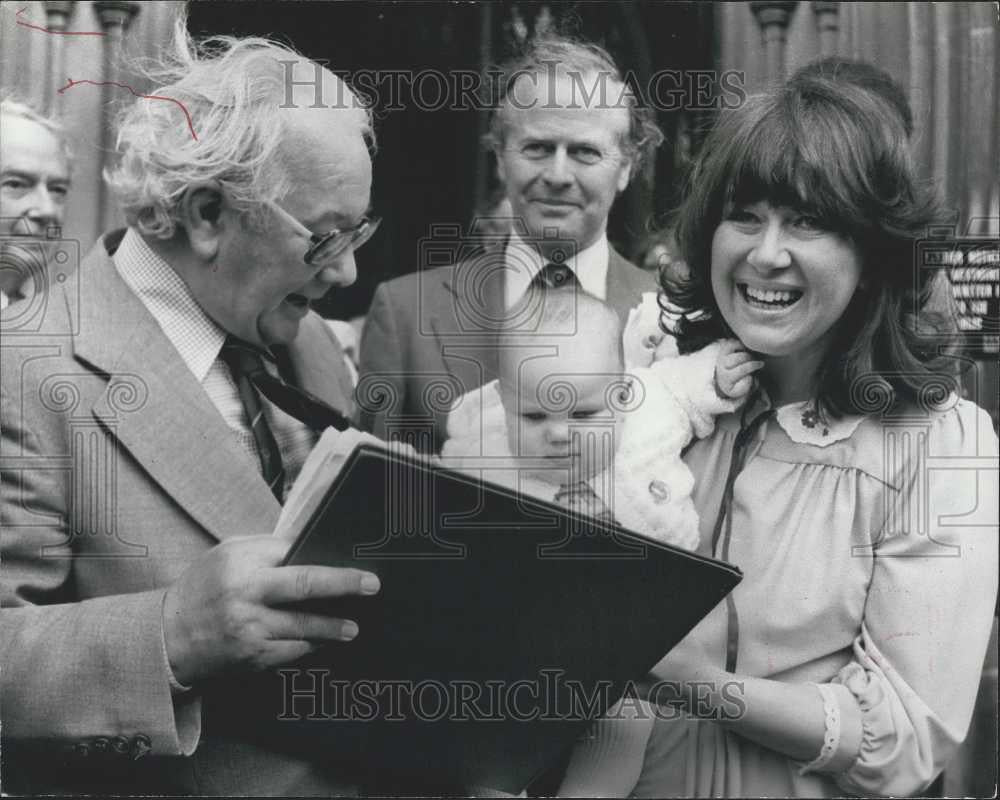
[664,68,960,417]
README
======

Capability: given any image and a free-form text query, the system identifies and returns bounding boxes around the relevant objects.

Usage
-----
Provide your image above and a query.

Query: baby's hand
[714,340,764,399]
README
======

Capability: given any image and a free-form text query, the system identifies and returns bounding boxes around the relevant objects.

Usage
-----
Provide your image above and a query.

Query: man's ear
[495,147,508,184]
[616,157,632,193]
[176,181,225,263]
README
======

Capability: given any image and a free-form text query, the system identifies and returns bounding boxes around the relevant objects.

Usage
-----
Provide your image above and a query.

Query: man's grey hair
[484,35,663,178]
[0,96,72,164]
[106,16,374,238]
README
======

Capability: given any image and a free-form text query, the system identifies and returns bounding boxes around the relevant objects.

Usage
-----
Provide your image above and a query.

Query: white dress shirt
[503,229,610,308]
[112,228,316,495]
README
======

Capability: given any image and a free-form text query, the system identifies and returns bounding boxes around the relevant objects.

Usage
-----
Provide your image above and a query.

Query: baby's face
[500,355,626,483]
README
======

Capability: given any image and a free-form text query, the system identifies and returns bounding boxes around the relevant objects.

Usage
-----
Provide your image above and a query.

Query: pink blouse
[633,394,998,797]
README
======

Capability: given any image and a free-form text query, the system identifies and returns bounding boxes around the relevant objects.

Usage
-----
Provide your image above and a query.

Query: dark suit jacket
[0,232,360,795]
[356,244,656,453]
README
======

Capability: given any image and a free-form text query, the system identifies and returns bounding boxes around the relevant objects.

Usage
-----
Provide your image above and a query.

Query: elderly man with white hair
[0,98,71,309]
[1,23,380,795]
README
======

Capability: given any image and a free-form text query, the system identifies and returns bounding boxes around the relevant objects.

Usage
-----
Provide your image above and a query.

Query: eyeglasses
[267,201,381,266]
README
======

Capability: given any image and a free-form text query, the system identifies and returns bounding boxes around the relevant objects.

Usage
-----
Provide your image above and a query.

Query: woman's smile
[737,282,804,310]
[711,201,862,363]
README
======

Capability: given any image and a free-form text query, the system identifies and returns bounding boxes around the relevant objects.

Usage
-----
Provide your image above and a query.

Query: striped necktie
[553,480,617,526]
[219,338,286,501]
[222,338,352,433]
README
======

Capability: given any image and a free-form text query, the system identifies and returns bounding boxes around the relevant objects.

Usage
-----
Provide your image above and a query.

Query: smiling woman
[631,65,1000,798]
[709,200,863,405]
[667,75,952,417]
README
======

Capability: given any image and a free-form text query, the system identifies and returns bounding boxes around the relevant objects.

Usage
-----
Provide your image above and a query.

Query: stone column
[92,1,139,231]
[749,1,799,85]
[43,1,77,117]
[811,1,840,58]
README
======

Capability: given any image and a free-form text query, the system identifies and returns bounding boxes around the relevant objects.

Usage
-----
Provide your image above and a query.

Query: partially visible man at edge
[356,36,663,453]
[0,98,71,309]
[1,23,381,795]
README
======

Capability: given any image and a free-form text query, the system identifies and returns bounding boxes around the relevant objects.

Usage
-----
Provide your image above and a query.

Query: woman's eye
[570,409,598,420]
[521,412,546,422]
[793,214,825,231]
[726,208,758,224]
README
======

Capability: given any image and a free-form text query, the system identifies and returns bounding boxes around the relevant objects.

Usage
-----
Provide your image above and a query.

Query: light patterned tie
[553,480,618,526]
[532,262,577,290]
[219,338,286,501]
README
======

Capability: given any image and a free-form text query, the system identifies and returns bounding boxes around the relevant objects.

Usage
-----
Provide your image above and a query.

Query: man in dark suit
[357,36,663,453]
[1,29,381,795]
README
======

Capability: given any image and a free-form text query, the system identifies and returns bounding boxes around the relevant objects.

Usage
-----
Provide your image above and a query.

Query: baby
[441,287,761,797]
[442,287,760,549]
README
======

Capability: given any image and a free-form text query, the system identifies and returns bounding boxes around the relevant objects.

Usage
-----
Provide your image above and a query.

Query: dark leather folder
[234,444,741,793]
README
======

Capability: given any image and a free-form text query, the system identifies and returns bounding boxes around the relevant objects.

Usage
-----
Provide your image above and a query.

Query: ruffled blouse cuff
[797,681,863,776]
[832,658,913,793]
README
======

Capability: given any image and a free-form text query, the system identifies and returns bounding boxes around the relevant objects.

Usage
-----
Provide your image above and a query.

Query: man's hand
[162,535,380,686]
[714,340,764,400]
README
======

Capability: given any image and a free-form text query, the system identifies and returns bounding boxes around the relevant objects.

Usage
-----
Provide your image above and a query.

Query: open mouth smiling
[285,293,310,309]
[738,283,803,309]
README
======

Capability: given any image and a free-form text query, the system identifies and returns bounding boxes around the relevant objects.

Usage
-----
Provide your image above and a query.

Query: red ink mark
[883,631,918,642]
[58,78,198,142]
[15,7,106,36]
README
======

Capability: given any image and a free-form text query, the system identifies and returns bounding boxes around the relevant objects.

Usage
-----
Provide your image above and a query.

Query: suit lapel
[280,314,354,417]
[431,251,505,392]
[73,238,281,543]
[605,245,656,323]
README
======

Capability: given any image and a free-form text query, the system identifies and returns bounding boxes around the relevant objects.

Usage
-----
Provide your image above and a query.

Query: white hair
[0,96,73,164]
[106,16,373,238]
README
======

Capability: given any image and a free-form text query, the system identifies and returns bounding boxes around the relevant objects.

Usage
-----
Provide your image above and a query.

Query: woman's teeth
[741,285,802,307]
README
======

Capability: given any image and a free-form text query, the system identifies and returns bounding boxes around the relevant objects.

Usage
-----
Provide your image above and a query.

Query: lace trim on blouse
[774,402,866,447]
[798,683,842,775]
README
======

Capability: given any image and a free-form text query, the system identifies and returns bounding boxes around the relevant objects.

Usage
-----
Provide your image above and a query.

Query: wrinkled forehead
[275,97,372,218]
[500,69,630,138]
[0,115,70,177]
[280,108,369,175]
